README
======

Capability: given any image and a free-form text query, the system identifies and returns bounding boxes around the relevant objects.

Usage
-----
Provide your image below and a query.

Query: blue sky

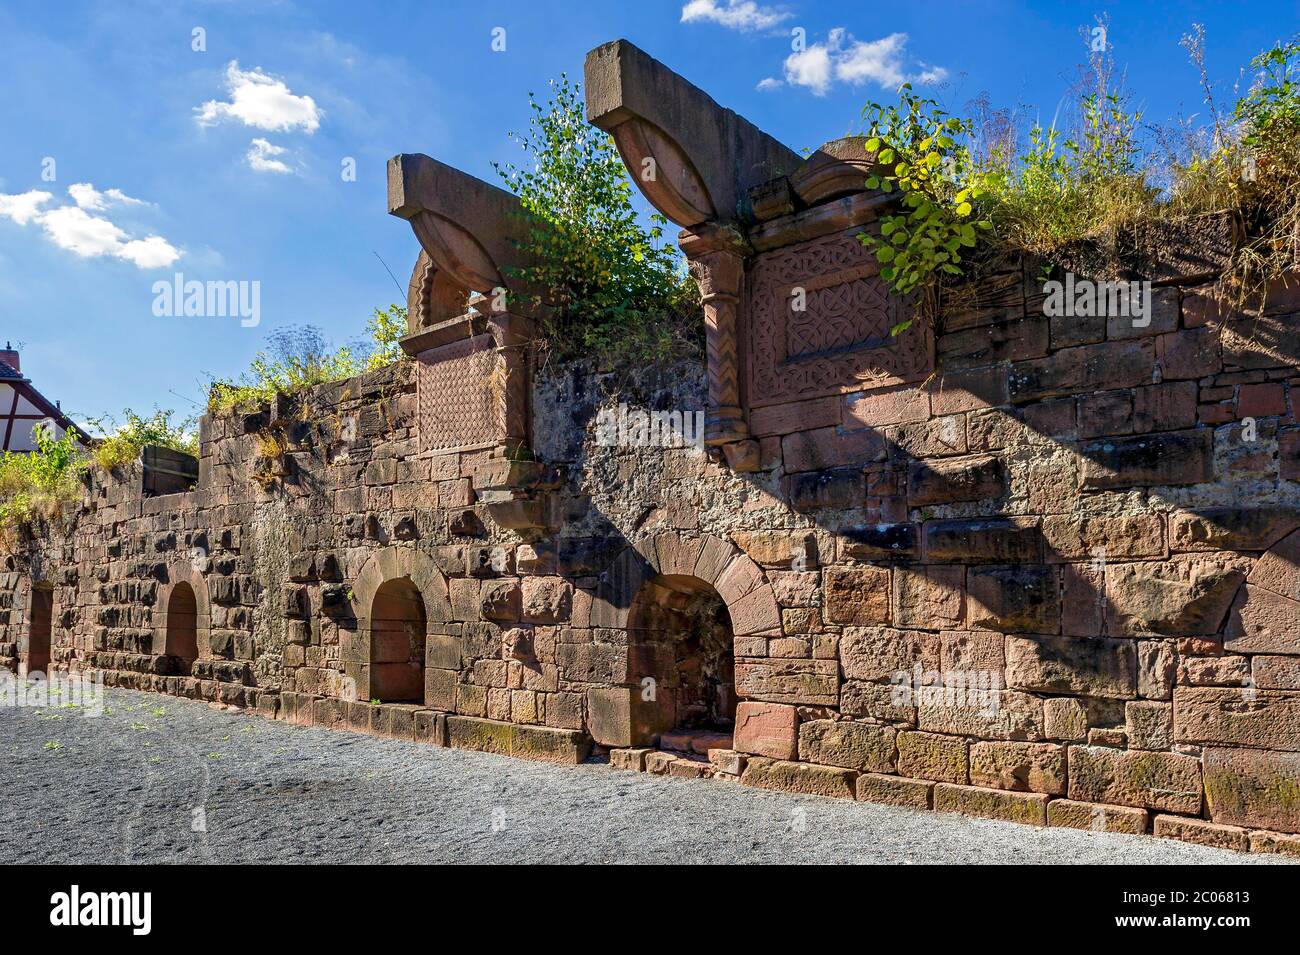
[0,0,1295,429]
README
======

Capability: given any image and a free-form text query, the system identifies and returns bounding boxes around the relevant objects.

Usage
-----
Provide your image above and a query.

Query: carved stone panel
[746,228,932,407]
[417,333,501,453]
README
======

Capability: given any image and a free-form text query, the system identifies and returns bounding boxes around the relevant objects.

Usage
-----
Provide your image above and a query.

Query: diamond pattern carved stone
[417,333,501,453]
[747,228,932,406]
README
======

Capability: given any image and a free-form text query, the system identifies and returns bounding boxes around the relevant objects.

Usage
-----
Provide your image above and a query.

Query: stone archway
[164,581,199,669]
[587,532,782,747]
[153,562,212,666]
[23,584,53,677]
[347,547,451,704]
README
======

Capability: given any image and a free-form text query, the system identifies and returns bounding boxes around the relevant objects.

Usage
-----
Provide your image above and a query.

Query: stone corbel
[584,39,800,228]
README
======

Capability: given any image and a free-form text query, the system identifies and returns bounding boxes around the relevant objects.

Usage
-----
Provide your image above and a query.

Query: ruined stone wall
[4,37,1300,858]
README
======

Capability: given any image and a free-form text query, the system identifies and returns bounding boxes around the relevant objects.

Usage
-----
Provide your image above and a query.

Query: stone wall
[4,38,1300,857]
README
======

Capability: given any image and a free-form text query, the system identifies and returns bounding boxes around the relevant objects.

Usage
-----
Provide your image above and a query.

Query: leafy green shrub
[0,425,87,548]
[856,29,1300,306]
[87,408,197,472]
[855,84,991,321]
[208,306,408,416]
[494,75,701,367]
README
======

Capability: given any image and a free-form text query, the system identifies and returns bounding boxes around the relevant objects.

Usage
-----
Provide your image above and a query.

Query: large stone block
[798,719,897,773]
[892,565,965,629]
[1105,557,1245,636]
[1008,339,1155,403]
[1040,514,1164,561]
[734,658,839,705]
[1202,747,1300,834]
[585,686,674,747]
[1079,430,1213,489]
[739,757,856,799]
[968,741,1066,794]
[840,627,939,683]
[1067,745,1202,813]
[447,715,591,764]
[1173,687,1300,751]
[824,566,891,626]
[1169,507,1300,553]
[838,523,919,560]
[933,782,1048,825]
[917,689,1046,741]
[923,518,1042,563]
[1153,815,1248,852]
[856,772,933,809]
[1223,584,1300,655]
[1005,634,1136,699]
[1047,798,1149,834]
[966,564,1059,633]
[732,701,798,759]
[907,455,1005,506]
[897,730,968,784]
[788,468,865,511]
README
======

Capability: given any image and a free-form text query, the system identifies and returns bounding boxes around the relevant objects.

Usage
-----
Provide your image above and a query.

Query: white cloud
[196,61,322,133]
[67,182,147,211]
[0,184,180,270]
[756,76,782,92]
[246,138,293,174]
[681,0,789,31]
[0,190,53,225]
[781,30,946,95]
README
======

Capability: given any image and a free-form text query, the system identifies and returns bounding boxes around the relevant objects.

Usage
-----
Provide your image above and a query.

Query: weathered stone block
[967,564,1059,633]
[1203,747,1300,834]
[923,518,1041,563]
[933,783,1048,825]
[1041,514,1165,561]
[1223,584,1300,655]
[907,455,1005,506]
[1125,700,1173,750]
[917,689,1045,741]
[892,565,964,629]
[1105,558,1245,636]
[1170,507,1299,552]
[734,658,839,705]
[1047,798,1149,834]
[1005,634,1135,698]
[824,566,891,626]
[856,772,933,809]
[1067,745,1202,813]
[1153,814,1248,852]
[447,715,591,764]
[968,741,1066,794]
[1174,687,1300,751]
[739,757,856,799]
[838,523,919,560]
[585,686,674,748]
[1080,430,1213,489]
[897,731,968,784]
[733,701,798,760]
[840,627,939,682]
[798,719,897,773]
[788,468,865,511]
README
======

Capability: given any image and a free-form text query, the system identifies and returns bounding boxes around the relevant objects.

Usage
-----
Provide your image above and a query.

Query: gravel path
[0,684,1287,865]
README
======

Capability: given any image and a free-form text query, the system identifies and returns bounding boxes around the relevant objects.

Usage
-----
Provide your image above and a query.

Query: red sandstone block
[1237,382,1287,417]
[1047,798,1149,834]
[842,385,930,429]
[1249,830,1300,858]
[933,783,1048,825]
[781,425,885,473]
[750,396,840,436]
[739,757,857,799]
[1153,814,1249,852]
[733,701,798,759]
[856,772,933,809]
[1281,429,1300,481]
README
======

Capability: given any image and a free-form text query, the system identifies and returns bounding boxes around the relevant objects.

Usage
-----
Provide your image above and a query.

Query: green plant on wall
[87,408,197,472]
[855,84,991,327]
[494,74,701,367]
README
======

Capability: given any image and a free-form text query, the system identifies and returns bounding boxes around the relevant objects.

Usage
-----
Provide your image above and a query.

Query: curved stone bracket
[585,39,800,227]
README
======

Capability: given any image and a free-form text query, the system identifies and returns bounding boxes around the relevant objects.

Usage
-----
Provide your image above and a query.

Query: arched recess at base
[345,547,451,704]
[587,532,782,747]
[152,562,212,668]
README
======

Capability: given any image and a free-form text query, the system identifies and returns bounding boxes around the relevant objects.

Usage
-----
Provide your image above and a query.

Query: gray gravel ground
[0,685,1288,864]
